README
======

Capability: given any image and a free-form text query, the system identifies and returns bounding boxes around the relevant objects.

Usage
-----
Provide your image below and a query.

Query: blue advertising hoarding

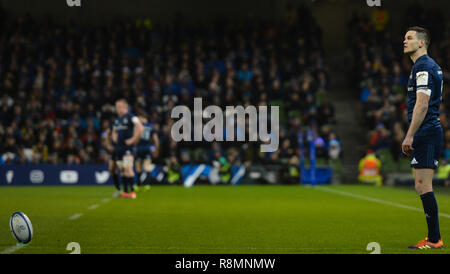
[0,164,246,186]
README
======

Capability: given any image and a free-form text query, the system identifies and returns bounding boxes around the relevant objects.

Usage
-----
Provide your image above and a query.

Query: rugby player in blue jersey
[104,124,122,198]
[112,99,144,199]
[135,115,159,192]
[402,27,444,249]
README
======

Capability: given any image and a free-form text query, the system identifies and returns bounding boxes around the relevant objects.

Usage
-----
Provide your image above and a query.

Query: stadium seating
[0,6,340,176]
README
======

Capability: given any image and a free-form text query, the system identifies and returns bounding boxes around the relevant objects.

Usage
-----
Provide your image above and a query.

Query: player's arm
[111,127,118,144]
[104,128,114,152]
[402,91,430,156]
[152,132,160,150]
[125,116,144,146]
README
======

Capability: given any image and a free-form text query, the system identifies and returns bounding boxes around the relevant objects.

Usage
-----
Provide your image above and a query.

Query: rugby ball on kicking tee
[10,212,33,244]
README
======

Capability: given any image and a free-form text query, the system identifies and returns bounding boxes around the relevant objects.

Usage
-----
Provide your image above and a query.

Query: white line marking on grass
[88,204,99,210]
[68,213,83,220]
[0,244,23,254]
[102,198,111,203]
[8,244,448,253]
[315,186,450,219]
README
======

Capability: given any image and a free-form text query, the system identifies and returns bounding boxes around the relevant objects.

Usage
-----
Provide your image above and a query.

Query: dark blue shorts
[410,129,443,169]
[136,145,152,161]
[114,146,136,160]
[110,150,118,161]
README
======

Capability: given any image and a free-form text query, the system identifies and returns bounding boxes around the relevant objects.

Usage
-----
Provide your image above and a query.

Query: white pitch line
[68,197,111,220]
[0,244,23,254]
[88,204,99,210]
[315,186,450,219]
[68,213,83,220]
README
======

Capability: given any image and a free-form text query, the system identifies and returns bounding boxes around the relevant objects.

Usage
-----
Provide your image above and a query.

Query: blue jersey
[407,54,443,136]
[112,112,139,147]
[138,122,154,146]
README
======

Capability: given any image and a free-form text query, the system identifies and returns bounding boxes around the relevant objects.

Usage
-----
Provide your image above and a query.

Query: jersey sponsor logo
[113,125,129,130]
[416,71,429,86]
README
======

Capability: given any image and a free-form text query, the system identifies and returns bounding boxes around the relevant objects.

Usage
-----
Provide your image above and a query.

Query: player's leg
[123,153,136,199]
[411,168,443,247]
[142,157,152,191]
[408,133,443,249]
[116,160,129,197]
[135,158,143,191]
[414,168,434,195]
[109,158,122,197]
[115,148,129,197]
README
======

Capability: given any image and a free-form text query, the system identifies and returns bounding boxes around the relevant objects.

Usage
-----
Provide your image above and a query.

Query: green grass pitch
[1,184,449,254]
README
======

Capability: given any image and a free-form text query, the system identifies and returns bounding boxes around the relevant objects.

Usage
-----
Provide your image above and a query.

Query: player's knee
[414,183,422,194]
[125,167,134,177]
[415,182,432,195]
[143,161,152,172]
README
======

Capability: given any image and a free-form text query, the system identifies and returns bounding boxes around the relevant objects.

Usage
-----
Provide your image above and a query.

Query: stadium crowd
[349,4,449,163]
[0,5,340,169]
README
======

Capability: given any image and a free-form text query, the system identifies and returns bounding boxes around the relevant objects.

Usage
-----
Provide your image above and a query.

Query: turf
[1,184,449,254]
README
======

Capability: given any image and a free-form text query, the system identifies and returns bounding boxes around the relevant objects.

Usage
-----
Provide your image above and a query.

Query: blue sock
[139,172,147,186]
[145,172,152,186]
[128,177,135,192]
[122,176,129,193]
[420,192,441,243]
[112,173,120,191]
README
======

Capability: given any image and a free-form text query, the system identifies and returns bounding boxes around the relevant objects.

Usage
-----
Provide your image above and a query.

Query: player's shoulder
[415,55,439,72]
[127,112,141,124]
[124,112,137,119]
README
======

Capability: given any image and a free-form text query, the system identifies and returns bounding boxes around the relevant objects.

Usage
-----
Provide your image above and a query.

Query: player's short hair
[407,26,431,48]
[138,114,148,122]
[115,98,128,105]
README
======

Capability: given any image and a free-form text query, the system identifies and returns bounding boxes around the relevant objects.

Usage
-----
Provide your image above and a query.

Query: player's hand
[125,138,135,146]
[401,135,414,157]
